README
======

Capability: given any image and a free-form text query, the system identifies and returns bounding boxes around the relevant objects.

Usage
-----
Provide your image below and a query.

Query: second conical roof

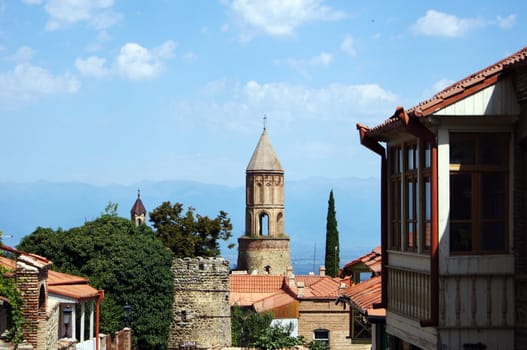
[246,129,283,172]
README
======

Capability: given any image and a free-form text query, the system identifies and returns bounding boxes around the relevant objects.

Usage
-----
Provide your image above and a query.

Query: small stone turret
[169,257,231,349]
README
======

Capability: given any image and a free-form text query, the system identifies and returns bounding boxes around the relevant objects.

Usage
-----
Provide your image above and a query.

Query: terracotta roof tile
[361,45,527,137]
[48,284,100,300]
[229,275,284,293]
[410,45,527,117]
[253,291,296,313]
[340,246,382,277]
[341,275,382,314]
[1,251,101,301]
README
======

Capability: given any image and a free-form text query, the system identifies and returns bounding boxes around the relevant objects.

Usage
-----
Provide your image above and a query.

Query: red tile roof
[341,275,382,314]
[230,274,284,293]
[292,275,342,299]
[1,250,101,301]
[340,246,381,277]
[361,45,527,138]
[229,274,342,310]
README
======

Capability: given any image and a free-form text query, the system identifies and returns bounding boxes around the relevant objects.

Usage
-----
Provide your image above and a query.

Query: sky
[0,0,526,187]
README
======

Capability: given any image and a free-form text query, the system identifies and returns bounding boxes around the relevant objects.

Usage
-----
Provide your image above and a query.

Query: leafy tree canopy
[17,214,173,350]
[231,306,302,350]
[149,201,234,257]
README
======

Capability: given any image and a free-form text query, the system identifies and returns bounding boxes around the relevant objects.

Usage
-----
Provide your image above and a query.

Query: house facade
[0,246,103,350]
[230,269,351,350]
[356,45,527,349]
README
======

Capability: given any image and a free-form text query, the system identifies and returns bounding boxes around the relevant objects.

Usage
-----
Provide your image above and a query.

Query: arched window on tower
[259,213,269,236]
[277,212,283,234]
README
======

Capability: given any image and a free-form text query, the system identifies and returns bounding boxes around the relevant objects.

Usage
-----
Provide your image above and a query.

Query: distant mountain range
[0,177,380,275]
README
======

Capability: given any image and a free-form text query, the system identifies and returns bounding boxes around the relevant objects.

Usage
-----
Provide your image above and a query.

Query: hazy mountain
[0,177,380,274]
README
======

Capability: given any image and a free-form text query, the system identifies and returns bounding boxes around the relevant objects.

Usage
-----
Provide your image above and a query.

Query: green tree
[324,190,340,277]
[17,215,173,349]
[231,306,301,349]
[149,201,234,257]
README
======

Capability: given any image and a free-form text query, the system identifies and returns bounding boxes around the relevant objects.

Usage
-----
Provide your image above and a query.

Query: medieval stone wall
[168,257,231,350]
[46,300,59,350]
[237,237,291,275]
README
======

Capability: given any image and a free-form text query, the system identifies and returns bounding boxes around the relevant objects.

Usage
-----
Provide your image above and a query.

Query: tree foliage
[231,306,301,349]
[17,214,174,349]
[324,190,340,277]
[149,201,234,257]
[0,265,24,343]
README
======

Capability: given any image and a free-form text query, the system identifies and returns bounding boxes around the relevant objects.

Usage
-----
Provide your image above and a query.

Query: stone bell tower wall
[169,257,231,350]
[237,237,291,275]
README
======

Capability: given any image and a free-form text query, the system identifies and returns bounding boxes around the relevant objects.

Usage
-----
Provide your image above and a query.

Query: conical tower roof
[130,191,146,216]
[246,129,283,172]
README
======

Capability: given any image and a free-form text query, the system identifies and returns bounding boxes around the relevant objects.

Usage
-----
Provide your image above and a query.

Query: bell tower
[237,126,291,275]
[130,189,146,226]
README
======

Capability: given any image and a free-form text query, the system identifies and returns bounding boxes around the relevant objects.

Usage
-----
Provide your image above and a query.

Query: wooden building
[356,45,527,349]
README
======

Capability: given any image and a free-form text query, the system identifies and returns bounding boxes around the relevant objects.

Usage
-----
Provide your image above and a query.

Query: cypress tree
[325,190,340,277]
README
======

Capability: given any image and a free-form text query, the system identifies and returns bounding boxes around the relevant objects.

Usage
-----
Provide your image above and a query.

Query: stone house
[356,45,527,349]
[338,247,384,349]
[0,245,103,350]
[230,268,351,350]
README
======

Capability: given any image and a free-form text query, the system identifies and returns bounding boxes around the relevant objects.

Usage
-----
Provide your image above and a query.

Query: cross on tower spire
[263,114,267,130]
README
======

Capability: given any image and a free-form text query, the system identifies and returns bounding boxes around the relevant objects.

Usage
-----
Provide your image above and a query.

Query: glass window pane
[425,177,431,220]
[407,180,414,219]
[450,174,472,220]
[407,223,414,248]
[424,143,431,168]
[450,134,475,164]
[480,222,505,252]
[408,147,413,170]
[450,223,472,252]
[479,134,507,165]
[481,173,505,219]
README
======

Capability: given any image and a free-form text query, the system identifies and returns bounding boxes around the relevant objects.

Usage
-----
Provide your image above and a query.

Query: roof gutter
[395,107,439,327]
[356,124,387,310]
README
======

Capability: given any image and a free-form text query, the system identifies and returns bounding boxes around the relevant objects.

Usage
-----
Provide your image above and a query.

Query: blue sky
[1,0,525,187]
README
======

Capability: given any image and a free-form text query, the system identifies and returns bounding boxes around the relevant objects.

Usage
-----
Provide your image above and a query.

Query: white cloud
[227,0,345,41]
[310,52,333,66]
[275,52,333,78]
[75,56,109,78]
[496,14,516,29]
[411,10,483,37]
[174,79,397,132]
[183,51,197,62]
[116,41,175,80]
[75,40,175,80]
[0,63,80,108]
[340,35,356,57]
[7,46,36,63]
[42,0,121,31]
[432,78,454,92]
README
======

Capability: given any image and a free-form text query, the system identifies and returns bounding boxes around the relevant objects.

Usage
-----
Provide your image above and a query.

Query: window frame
[387,140,432,254]
[449,132,510,255]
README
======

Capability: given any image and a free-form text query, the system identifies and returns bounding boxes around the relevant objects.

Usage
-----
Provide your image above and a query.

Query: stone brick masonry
[169,257,231,350]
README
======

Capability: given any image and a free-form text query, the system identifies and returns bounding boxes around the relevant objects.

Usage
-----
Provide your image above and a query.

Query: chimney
[319,265,326,276]
[287,266,293,277]
[297,281,304,298]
